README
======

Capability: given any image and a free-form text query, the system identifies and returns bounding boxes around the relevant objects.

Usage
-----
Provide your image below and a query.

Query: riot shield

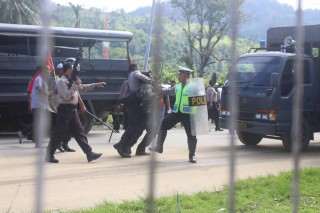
[188,78,209,136]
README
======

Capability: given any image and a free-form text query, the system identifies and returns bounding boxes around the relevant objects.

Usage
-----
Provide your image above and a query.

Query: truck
[220,24,320,151]
[0,23,133,134]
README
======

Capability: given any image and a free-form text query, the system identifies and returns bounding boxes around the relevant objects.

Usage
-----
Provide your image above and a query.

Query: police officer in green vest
[150,66,197,163]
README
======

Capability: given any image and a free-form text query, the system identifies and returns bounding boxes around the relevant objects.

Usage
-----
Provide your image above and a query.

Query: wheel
[78,111,93,135]
[281,119,311,152]
[237,131,263,146]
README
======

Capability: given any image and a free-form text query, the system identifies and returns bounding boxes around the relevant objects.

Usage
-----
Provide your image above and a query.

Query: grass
[64,167,320,213]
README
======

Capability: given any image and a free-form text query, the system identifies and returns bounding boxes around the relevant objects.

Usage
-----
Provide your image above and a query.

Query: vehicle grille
[239,111,254,121]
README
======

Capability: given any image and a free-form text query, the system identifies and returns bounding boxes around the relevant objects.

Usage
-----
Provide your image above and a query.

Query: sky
[51,0,155,12]
[277,0,320,10]
[51,0,320,11]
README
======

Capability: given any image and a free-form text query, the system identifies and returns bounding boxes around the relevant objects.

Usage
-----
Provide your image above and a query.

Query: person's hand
[80,104,87,113]
[95,82,106,88]
[75,76,82,85]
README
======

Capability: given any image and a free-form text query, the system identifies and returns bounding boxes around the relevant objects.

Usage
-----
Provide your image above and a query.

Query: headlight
[220,107,230,116]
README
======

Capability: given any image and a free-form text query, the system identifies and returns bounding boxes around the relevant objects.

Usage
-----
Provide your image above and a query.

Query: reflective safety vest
[172,83,191,113]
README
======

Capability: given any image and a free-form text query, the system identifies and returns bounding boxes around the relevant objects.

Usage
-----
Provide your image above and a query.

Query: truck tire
[237,132,263,146]
[281,119,311,152]
[79,111,93,135]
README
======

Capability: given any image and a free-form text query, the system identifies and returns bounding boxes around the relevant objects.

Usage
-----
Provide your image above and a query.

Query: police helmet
[65,57,80,71]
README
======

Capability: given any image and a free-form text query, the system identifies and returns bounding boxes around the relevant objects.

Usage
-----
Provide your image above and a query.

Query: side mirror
[271,73,279,87]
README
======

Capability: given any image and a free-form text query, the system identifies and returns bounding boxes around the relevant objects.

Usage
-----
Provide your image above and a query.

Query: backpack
[119,80,141,105]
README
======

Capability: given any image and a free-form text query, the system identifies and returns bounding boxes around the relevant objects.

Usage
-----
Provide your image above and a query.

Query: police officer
[113,64,152,158]
[150,66,197,163]
[45,62,102,163]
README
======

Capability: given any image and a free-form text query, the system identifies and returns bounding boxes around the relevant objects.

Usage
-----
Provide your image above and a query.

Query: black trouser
[62,133,72,146]
[212,102,220,130]
[136,112,160,152]
[157,112,197,146]
[207,101,214,122]
[21,109,53,141]
[46,104,92,157]
[121,100,145,151]
[112,113,120,131]
[122,105,130,130]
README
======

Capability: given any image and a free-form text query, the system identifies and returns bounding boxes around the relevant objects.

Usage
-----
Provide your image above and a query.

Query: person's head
[63,62,73,77]
[56,63,63,76]
[209,80,213,87]
[128,64,139,73]
[214,83,219,88]
[178,66,193,84]
[36,65,42,72]
[39,65,50,78]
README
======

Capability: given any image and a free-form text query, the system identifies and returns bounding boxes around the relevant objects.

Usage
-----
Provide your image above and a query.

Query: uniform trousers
[121,100,146,151]
[212,101,221,130]
[158,111,196,142]
[207,101,214,122]
[135,112,160,152]
[46,104,92,157]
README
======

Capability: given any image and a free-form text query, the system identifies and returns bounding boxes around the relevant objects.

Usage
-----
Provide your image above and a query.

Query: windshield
[226,56,282,87]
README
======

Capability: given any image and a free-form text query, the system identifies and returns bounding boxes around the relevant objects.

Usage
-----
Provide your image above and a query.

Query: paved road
[1,129,320,212]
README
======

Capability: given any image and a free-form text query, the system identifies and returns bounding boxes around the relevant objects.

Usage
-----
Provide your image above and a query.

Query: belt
[59,104,77,109]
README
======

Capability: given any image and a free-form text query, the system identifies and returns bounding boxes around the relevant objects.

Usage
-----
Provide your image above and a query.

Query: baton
[86,111,119,143]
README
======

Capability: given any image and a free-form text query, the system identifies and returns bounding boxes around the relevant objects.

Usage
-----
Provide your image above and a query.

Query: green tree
[0,0,40,24]
[171,0,244,77]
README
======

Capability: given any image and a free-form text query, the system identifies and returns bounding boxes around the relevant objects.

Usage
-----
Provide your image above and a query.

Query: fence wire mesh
[29,0,306,212]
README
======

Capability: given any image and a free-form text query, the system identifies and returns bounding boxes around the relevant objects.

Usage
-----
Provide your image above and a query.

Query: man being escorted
[150,66,198,163]
[45,62,102,163]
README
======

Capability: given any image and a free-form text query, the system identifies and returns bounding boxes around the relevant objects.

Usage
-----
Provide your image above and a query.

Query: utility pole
[143,0,156,72]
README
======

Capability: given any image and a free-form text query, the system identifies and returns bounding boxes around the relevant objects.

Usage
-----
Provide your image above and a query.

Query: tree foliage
[4,0,320,86]
[0,0,40,24]
[171,0,244,77]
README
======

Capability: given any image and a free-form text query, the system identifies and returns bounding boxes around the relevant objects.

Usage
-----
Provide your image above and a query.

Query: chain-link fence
[2,0,310,212]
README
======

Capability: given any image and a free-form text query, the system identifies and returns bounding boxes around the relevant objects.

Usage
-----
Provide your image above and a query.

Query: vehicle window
[83,41,128,60]
[232,56,281,86]
[0,35,36,56]
[280,59,311,97]
[280,60,294,97]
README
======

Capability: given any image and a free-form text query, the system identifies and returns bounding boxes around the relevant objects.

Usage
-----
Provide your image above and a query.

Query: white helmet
[65,57,80,71]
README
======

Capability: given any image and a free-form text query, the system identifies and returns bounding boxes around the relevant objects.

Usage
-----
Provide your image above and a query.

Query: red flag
[47,52,55,73]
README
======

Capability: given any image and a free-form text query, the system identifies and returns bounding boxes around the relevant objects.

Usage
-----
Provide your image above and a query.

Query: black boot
[62,144,76,152]
[113,139,131,158]
[215,116,223,131]
[149,130,167,153]
[86,151,103,162]
[57,146,65,152]
[136,142,150,156]
[187,138,197,163]
[45,155,59,163]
